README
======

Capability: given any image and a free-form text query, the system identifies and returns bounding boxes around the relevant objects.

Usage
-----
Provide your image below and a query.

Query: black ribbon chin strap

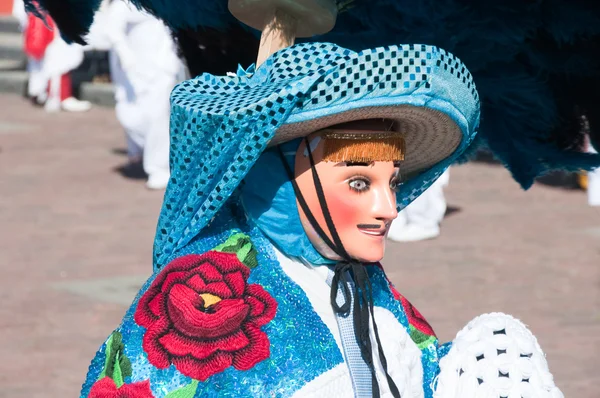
[277,142,401,398]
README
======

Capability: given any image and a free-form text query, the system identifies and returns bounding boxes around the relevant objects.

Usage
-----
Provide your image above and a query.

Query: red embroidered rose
[89,377,154,398]
[134,251,277,381]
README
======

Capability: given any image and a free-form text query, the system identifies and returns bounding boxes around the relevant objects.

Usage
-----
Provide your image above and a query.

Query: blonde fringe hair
[320,130,406,163]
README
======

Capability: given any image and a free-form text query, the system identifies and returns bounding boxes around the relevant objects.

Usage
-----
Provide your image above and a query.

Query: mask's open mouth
[357,223,389,236]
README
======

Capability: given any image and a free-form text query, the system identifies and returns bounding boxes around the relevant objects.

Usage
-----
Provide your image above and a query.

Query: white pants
[395,169,449,228]
[110,51,175,178]
[27,58,47,99]
[588,144,600,206]
[141,82,172,179]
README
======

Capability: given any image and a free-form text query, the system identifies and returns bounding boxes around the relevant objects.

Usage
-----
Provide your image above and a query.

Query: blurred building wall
[0,0,13,15]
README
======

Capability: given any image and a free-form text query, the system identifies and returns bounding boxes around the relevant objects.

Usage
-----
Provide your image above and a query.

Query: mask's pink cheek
[325,192,362,230]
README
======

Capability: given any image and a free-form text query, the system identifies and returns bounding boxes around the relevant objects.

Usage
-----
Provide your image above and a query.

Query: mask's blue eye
[349,177,370,192]
[390,179,400,191]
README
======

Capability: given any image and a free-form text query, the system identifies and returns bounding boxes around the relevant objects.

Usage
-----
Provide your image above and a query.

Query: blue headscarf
[239,139,335,266]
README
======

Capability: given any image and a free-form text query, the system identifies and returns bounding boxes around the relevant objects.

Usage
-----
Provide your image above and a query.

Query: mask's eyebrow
[335,161,374,167]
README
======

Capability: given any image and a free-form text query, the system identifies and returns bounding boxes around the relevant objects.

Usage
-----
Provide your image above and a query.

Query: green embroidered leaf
[119,352,132,380]
[98,333,115,380]
[236,239,252,260]
[113,352,124,388]
[98,331,131,382]
[164,380,199,398]
[214,233,258,269]
[240,244,258,269]
[214,233,246,252]
[409,325,437,350]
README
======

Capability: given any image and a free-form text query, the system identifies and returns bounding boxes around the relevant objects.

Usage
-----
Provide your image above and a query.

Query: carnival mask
[294,120,404,263]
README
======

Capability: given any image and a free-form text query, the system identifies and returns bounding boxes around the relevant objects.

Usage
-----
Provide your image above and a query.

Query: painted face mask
[291,119,405,263]
[294,129,403,263]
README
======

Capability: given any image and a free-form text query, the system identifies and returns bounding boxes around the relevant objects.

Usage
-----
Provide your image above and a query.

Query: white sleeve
[433,313,563,398]
[101,1,138,71]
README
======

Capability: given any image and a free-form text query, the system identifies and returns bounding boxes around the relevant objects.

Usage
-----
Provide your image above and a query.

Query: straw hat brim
[271,104,462,180]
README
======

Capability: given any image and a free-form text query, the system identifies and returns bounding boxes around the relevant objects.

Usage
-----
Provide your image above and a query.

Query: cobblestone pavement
[1,93,598,397]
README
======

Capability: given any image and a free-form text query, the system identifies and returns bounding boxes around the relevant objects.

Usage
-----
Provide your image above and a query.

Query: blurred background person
[388,169,450,242]
[96,0,184,190]
[16,0,91,111]
[13,0,46,105]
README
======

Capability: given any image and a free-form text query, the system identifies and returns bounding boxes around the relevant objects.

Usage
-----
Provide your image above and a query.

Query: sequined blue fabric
[80,202,343,398]
[154,42,479,271]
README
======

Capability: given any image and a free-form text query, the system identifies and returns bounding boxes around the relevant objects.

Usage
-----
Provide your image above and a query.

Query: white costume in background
[587,143,600,206]
[14,0,89,111]
[12,0,46,101]
[84,0,112,51]
[11,0,27,28]
[99,1,184,189]
[388,169,450,242]
[42,34,86,111]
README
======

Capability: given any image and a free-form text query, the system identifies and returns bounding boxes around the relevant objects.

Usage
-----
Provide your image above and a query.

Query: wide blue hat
[155,42,479,268]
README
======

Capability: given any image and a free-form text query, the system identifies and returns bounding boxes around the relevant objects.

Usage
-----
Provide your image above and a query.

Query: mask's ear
[25,0,103,45]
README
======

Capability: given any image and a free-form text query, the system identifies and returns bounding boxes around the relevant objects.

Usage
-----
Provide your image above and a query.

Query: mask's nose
[372,186,398,222]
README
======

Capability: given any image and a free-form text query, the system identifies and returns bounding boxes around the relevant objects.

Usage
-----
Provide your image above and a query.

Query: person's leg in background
[588,144,600,206]
[142,84,172,190]
[27,58,47,105]
[388,169,450,242]
[45,71,92,112]
[44,73,62,112]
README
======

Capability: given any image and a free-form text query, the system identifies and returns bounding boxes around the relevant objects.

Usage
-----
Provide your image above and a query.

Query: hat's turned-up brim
[154,42,479,269]
[275,105,462,181]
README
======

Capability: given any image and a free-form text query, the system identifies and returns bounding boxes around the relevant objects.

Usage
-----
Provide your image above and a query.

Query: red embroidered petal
[158,329,250,360]
[165,254,209,273]
[185,272,234,299]
[223,271,247,297]
[185,274,207,292]
[147,293,163,318]
[119,380,154,398]
[205,251,250,277]
[160,271,188,293]
[244,284,277,326]
[141,317,173,369]
[167,284,249,338]
[135,295,158,327]
[197,262,224,283]
[245,295,265,318]
[202,281,235,298]
[400,296,436,337]
[389,285,402,301]
[232,324,271,371]
[89,377,119,398]
[172,351,233,381]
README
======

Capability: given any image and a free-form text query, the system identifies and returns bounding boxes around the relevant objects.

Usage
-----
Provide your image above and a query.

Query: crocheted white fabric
[434,313,563,398]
